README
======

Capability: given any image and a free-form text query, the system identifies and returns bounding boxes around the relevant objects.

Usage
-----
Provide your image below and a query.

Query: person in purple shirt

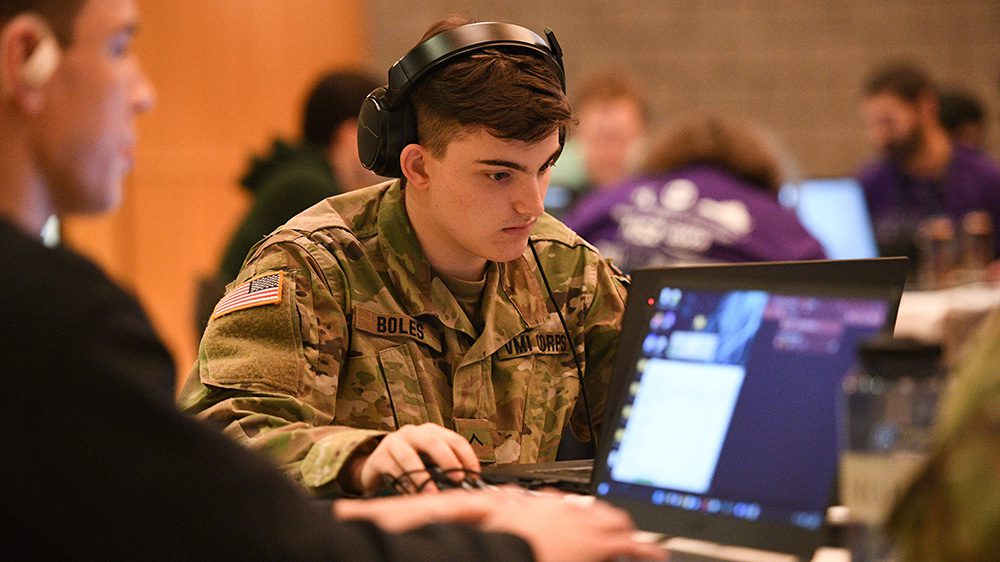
[857,61,1000,264]
[563,113,826,272]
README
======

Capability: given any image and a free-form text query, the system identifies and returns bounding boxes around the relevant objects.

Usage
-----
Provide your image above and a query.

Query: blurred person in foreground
[0,2,663,560]
[564,113,826,272]
[889,306,1000,561]
[857,61,1000,263]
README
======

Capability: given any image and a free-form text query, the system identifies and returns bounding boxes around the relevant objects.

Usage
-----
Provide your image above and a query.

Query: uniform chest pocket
[519,352,582,461]
[340,339,451,430]
[377,343,431,428]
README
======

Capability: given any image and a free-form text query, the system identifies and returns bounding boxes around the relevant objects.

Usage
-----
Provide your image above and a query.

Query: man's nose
[513,176,545,217]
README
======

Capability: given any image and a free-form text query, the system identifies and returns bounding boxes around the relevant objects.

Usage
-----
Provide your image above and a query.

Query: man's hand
[480,493,668,562]
[334,489,667,562]
[334,489,497,531]
[348,423,480,495]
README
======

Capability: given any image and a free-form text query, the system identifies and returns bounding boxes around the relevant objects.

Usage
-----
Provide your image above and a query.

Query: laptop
[485,258,907,559]
[779,178,879,260]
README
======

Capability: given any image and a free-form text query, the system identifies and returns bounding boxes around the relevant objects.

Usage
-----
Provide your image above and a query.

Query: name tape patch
[211,272,283,319]
[497,331,570,360]
[353,305,441,352]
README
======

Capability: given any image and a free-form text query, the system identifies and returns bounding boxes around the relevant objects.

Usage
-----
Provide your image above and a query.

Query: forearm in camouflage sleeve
[179,239,385,496]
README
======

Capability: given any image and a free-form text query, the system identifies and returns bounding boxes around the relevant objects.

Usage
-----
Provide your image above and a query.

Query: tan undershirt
[437,269,487,334]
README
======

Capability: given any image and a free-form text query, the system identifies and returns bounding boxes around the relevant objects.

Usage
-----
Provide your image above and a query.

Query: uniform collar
[376,180,550,341]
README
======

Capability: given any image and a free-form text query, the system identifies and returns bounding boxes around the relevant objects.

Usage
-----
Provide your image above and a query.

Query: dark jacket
[220,139,341,282]
[0,219,531,561]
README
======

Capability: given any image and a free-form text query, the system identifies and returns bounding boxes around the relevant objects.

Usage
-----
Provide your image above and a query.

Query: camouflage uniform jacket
[889,308,1000,560]
[179,180,629,496]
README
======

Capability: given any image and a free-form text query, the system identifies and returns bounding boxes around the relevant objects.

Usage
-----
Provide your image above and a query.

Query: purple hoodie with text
[562,165,826,272]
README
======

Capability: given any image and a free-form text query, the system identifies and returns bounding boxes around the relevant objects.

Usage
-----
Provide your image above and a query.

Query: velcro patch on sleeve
[211,272,284,319]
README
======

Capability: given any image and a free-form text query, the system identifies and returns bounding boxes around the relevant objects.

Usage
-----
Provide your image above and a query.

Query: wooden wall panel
[64,0,367,387]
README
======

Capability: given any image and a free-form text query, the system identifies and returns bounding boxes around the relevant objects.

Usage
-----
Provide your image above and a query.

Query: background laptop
[486,258,907,559]
[779,178,879,260]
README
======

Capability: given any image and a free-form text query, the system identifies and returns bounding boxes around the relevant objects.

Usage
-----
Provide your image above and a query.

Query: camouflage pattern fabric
[179,180,629,496]
[888,307,1000,560]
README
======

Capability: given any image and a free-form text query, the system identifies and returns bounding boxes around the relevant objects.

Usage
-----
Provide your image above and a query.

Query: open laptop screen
[780,178,879,260]
[592,259,905,557]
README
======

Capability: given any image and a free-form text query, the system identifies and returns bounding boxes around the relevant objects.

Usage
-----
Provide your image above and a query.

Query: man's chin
[493,241,532,264]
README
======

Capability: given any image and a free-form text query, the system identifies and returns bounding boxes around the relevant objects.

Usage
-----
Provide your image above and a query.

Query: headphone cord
[528,239,598,452]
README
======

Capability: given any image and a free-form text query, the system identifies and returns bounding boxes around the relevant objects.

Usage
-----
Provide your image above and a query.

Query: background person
[564,112,826,272]
[219,69,381,283]
[548,69,649,217]
[857,61,1000,265]
[938,88,988,151]
[196,70,381,342]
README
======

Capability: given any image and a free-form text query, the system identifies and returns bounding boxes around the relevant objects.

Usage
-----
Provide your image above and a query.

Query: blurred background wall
[62,1,999,386]
[368,0,1000,175]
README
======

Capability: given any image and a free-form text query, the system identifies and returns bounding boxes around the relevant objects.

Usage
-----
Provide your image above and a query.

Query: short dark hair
[0,0,87,46]
[938,89,985,133]
[408,18,574,157]
[301,70,380,148]
[643,113,786,194]
[863,61,936,103]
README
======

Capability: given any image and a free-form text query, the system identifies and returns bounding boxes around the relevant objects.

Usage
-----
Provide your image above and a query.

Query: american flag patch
[211,272,284,319]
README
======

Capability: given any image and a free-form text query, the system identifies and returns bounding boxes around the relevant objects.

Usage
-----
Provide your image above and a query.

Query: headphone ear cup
[357,86,415,179]
[379,102,414,178]
[358,87,390,175]
[21,33,60,87]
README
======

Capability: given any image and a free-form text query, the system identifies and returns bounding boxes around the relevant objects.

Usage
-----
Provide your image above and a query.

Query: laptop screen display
[780,178,879,260]
[596,285,888,531]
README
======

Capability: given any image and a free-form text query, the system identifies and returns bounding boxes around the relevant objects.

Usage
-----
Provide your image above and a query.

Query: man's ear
[400,143,431,190]
[0,13,61,111]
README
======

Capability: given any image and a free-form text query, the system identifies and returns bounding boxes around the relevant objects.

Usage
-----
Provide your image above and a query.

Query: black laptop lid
[590,258,907,558]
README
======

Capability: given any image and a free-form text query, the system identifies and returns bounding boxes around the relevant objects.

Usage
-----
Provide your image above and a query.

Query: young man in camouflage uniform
[180,19,629,497]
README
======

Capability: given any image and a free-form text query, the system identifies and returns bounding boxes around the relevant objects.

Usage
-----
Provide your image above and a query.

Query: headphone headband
[384,22,565,107]
[358,21,566,178]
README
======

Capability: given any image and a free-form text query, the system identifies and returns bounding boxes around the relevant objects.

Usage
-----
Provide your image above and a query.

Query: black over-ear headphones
[357,22,566,178]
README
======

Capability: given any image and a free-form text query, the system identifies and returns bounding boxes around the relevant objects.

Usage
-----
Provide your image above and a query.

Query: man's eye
[487,171,510,182]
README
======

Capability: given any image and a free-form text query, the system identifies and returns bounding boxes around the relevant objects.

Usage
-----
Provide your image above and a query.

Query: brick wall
[366,1,1000,177]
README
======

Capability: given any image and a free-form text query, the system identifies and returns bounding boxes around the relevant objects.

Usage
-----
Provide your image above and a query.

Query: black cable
[528,238,598,452]
[375,466,487,496]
